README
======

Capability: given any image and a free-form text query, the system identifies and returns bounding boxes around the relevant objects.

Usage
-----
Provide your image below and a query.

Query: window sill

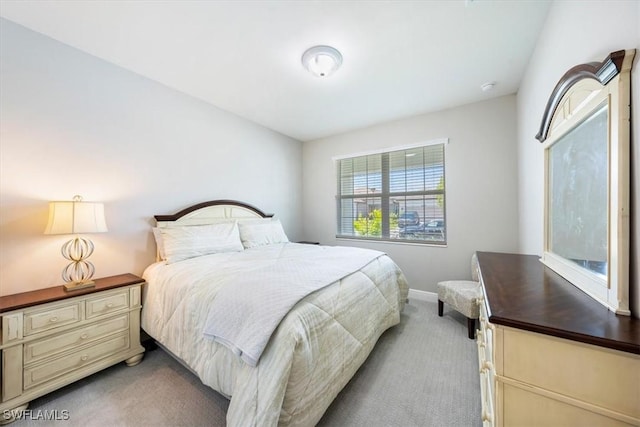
[335,236,447,248]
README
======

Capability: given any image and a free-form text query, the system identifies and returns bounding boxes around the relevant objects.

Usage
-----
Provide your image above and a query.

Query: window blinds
[337,143,446,243]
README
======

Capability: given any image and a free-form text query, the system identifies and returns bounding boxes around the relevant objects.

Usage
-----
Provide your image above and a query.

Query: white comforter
[142,243,408,426]
[203,245,384,367]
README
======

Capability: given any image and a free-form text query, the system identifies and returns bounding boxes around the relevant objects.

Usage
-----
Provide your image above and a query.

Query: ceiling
[0,0,551,142]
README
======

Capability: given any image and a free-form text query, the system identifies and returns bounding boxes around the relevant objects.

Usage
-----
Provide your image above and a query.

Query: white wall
[0,19,302,296]
[302,95,519,292]
[517,1,640,316]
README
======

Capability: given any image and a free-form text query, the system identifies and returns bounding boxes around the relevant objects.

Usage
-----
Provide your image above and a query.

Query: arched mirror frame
[537,49,635,315]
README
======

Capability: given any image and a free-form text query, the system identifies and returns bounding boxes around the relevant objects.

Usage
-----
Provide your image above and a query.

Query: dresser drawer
[502,327,640,420]
[24,314,129,364]
[24,301,83,336]
[85,290,129,319]
[23,333,130,390]
[503,383,634,427]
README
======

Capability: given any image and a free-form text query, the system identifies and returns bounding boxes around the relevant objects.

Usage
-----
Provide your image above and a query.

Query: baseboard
[408,288,438,303]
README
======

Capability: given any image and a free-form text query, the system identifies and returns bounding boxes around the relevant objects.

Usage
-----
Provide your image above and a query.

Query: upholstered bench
[437,253,481,339]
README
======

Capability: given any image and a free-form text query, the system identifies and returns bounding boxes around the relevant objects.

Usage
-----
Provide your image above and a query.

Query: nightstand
[0,274,145,424]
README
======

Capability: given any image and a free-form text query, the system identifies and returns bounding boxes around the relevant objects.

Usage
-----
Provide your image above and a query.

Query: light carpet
[10,300,481,426]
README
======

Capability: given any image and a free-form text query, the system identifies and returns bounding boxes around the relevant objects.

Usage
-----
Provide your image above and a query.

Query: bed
[141,200,409,426]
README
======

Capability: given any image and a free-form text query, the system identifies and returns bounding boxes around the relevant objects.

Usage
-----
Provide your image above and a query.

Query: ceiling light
[302,45,343,78]
[481,82,496,92]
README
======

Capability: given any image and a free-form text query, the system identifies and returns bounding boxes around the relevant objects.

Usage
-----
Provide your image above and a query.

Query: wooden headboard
[154,200,274,228]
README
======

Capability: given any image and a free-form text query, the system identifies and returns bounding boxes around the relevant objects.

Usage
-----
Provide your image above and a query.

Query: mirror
[548,103,608,278]
[537,49,635,315]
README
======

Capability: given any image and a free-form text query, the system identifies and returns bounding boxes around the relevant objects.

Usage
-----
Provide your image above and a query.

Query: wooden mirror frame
[537,49,635,315]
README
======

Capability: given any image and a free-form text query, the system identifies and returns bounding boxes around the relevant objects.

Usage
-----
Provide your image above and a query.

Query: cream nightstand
[0,274,145,424]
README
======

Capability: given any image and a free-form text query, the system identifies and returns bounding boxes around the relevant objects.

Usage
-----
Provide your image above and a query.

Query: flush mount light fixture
[481,81,496,92]
[301,45,343,77]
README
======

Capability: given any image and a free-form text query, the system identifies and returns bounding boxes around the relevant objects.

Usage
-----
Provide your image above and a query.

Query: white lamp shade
[45,201,108,235]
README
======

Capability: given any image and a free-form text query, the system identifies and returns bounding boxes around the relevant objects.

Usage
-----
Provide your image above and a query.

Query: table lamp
[44,195,108,291]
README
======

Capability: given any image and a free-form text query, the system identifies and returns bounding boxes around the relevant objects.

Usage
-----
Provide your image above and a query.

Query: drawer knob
[80,333,89,340]
[80,355,89,362]
[480,360,493,373]
[49,317,58,323]
[107,303,114,308]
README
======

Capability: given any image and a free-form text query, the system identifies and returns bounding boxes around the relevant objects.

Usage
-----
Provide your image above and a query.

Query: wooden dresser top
[0,274,145,313]
[477,252,640,355]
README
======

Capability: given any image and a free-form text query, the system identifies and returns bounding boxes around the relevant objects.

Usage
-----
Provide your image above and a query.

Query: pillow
[152,227,167,260]
[158,222,243,264]
[238,219,289,248]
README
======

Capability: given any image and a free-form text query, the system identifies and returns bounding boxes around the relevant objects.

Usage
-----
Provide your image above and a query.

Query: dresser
[0,274,145,423]
[476,252,640,427]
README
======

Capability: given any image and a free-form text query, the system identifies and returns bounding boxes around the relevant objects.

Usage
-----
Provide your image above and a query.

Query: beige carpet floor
[10,300,481,426]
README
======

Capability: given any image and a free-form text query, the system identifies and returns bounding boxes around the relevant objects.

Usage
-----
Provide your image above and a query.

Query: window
[336,141,446,244]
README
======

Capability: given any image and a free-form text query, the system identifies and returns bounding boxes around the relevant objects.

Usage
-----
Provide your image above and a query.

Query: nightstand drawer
[24,314,129,364]
[24,302,82,336]
[24,332,130,390]
[86,290,129,319]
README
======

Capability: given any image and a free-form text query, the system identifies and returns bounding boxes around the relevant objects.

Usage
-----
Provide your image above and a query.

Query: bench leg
[438,300,443,316]
[467,317,476,339]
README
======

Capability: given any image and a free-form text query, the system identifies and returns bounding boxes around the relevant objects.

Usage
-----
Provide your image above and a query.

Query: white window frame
[334,138,448,245]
